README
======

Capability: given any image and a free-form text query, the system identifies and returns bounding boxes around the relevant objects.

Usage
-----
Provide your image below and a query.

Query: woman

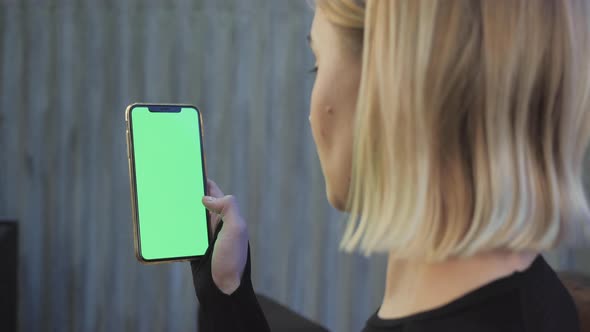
[191,0,590,331]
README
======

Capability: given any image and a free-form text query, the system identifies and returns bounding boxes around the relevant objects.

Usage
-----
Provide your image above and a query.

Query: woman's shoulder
[517,255,580,332]
[364,255,580,332]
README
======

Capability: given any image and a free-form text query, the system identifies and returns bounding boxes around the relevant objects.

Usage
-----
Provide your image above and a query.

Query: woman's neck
[378,250,538,319]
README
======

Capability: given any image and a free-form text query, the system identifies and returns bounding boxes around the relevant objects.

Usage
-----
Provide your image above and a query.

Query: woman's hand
[201,179,249,295]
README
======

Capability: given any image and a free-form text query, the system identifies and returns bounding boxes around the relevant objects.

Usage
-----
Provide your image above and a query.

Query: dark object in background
[0,219,17,332]
[559,272,590,332]
[256,294,329,332]
[198,292,329,332]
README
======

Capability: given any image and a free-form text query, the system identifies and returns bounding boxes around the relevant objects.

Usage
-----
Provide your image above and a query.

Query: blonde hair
[316,0,590,260]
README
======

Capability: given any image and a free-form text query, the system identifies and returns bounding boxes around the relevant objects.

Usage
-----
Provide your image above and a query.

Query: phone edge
[125,103,211,265]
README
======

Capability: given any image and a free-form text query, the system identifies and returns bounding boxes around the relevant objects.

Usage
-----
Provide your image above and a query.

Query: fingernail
[204,196,215,202]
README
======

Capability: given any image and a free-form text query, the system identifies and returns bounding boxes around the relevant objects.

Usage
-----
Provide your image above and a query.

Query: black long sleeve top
[192,226,580,332]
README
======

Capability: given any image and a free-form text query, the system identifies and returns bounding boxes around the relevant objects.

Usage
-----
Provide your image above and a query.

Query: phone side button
[126,131,131,157]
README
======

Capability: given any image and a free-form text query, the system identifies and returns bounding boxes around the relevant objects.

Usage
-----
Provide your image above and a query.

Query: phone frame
[125,102,211,264]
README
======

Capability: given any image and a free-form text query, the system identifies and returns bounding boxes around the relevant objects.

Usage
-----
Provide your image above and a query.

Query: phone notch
[148,105,181,113]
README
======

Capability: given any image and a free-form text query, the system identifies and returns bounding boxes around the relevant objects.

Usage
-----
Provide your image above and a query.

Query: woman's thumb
[202,195,223,212]
[202,194,247,241]
[202,195,239,221]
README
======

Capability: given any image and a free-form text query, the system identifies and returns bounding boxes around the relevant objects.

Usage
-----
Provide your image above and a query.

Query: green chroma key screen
[130,106,209,261]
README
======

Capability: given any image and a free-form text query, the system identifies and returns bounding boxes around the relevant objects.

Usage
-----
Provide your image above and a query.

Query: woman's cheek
[311,75,337,137]
[309,80,327,150]
[309,81,335,176]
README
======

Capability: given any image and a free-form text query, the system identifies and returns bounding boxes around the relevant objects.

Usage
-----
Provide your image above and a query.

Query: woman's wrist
[213,271,242,295]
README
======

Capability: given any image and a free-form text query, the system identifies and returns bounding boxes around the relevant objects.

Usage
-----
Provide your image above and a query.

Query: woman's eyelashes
[309,66,318,73]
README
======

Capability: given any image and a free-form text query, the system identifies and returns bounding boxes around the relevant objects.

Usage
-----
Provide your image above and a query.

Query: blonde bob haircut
[316,0,590,260]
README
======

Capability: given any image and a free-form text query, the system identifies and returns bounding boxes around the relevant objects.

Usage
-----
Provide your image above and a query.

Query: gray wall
[0,1,588,331]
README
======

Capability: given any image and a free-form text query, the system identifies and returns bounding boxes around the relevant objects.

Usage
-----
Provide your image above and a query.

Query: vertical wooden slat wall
[0,1,589,331]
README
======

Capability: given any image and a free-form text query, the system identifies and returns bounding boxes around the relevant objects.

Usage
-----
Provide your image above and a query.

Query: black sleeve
[190,222,271,332]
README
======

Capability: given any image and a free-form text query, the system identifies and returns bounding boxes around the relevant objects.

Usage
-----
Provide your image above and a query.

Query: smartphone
[125,103,210,264]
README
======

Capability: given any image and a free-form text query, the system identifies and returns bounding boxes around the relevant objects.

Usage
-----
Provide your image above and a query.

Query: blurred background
[0,0,589,331]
